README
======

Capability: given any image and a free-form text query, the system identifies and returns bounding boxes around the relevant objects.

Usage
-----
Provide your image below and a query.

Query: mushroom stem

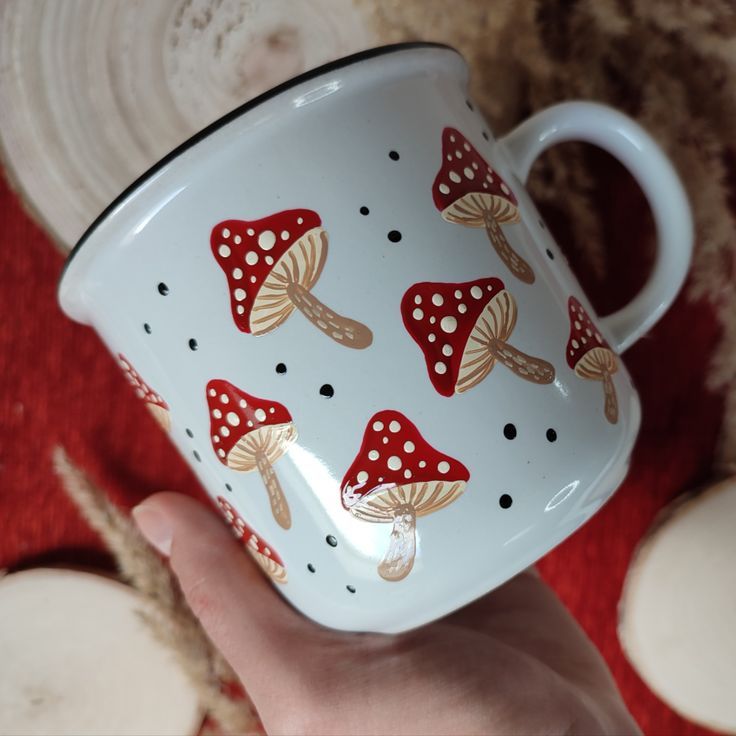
[602,371,619,424]
[255,451,292,530]
[488,337,555,384]
[286,282,373,349]
[483,212,535,284]
[377,504,417,582]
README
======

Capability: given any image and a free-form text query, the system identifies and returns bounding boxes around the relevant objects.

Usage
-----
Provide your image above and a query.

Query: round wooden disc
[0,568,202,736]
[619,479,736,733]
[0,0,374,250]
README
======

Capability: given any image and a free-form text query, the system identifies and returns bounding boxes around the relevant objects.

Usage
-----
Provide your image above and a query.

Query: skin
[133,493,641,736]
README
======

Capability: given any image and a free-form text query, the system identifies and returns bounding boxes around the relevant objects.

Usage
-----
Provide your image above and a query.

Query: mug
[59,43,692,633]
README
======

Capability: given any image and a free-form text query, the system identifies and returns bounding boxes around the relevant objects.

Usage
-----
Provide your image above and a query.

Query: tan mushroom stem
[254,451,292,530]
[285,282,372,349]
[483,211,534,284]
[575,347,619,424]
[602,372,618,424]
[377,504,417,582]
[488,338,556,384]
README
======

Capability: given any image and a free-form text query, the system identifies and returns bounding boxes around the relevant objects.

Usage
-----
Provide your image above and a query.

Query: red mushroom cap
[216,497,287,582]
[432,127,518,224]
[118,354,168,409]
[211,209,324,334]
[566,297,611,370]
[401,278,508,396]
[341,410,469,517]
[207,380,295,469]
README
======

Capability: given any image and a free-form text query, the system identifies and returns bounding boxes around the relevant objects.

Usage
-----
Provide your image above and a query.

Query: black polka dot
[143,323,152,334]
[388,150,400,161]
[307,563,316,573]
[326,535,338,547]
[275,363,287,374]
[499,494,513,509]
[388,230,402,243]
[503,423,517,440]
[185,428,194,438]
[193,450,201,462]
[359,206,370,216]
[188,338,198,351]
[346,585,356,594]
[319,384,334,398]
[466,99,474,111]
[157,282,169,296]
[546,249,555,260]
[546,428,558,442]
[482,130,490,141]
[225,483,233,492]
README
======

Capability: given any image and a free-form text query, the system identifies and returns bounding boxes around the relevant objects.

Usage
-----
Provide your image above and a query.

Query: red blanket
[0,163,722,734]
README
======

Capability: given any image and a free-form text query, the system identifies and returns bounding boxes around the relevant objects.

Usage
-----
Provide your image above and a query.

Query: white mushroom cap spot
[220,426,230,437]
[254,408,267,422]
[442,344,453,357]
[463,167,475,179]
[212,435,220,443]
[296,217,304,225]
[574,321,581,330]
[414,295,422,305]
[246,228,255,236]
[581,336,588,344]
[234,288,246,301]
[571,339,580,349]
[455,150,462,158]
[208,389,217,397]
[429,316,436,324]
[428,334,437,343]
[586,328,593,337]
[226,412,240,427]
[458,304,468,314]
[220,394,229,404]
[234,235,242,244]
[419,460,427,468]
[439,183,450,195]
[472,162,479,170]
[404,469,412,479]
[440,316,457,333]
[382,437,389,445]
[218,449,226,457]
[482,182,489,189]
[236,305,245,314]
[265,256,274,265]
[413,308,424,320]
[357,470,369,484]
[446,154,452,161]
[280,230,290,241]
[463,142,471,151]
[449,135,456,142]
[389,420,401,433]
[404,441,415,453]
[247,420,253,427]
[432,293,444,306]
[454,289,462,299]
[239,399,247,408]
[218,244,231,257]
[595,333,603,342]
[258,231,276,250]
[470,285,483,299]
[212,408,222,419]
[449,171,461,183]
[435,361,447,374]
[486,174,494,184]
[387,455,402,471]
[245,251,259,265]
[250,276,257,283]
[232,268,243,280]
[222,228,230,238]
[368,450,380,461]
[438,461,450,474]
[269,407,275,414]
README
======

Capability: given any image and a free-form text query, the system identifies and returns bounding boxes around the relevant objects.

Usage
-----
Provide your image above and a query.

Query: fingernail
[132,505,173,556]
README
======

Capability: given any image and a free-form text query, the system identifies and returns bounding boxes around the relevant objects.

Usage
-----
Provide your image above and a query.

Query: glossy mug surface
[59,44,692,633]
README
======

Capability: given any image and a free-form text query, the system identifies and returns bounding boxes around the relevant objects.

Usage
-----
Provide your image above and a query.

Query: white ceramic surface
[59,44,693,633]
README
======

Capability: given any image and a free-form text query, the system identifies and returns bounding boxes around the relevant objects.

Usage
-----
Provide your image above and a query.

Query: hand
[133,494,641,736]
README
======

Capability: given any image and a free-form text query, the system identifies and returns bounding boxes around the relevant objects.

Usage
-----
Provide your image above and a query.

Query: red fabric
[0,156,723,735]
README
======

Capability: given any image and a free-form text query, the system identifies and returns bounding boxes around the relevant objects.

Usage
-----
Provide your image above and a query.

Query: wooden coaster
[0,568,202,736]
[618,479,736,734]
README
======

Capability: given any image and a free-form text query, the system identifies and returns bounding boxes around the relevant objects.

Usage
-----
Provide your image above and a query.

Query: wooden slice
[0,568,202,736]
[0,0,375,251]
[618,479,736,734]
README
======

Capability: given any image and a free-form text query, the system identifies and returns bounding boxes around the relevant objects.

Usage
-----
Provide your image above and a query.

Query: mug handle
[499,101,693,353]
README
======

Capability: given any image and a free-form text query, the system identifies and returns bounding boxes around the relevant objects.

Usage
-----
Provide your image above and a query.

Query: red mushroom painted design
[401,278,555,397]
[216,497,287,583]
[117,354,170,431]
[341,410,469,582]
[432,128,535,284]
[211,209,372,349]
[207,380,296,529]
[566,297,619,424]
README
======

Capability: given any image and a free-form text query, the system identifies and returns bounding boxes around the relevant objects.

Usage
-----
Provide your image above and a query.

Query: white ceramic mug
[59,43,692,633]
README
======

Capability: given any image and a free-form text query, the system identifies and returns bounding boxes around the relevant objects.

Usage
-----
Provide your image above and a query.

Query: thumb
[132,492,316,710]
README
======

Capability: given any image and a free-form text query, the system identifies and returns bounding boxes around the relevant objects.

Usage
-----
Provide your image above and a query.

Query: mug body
[60,44,640,633]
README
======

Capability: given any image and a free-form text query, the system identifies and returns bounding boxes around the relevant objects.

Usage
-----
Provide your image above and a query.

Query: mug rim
[58,42,460,290]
